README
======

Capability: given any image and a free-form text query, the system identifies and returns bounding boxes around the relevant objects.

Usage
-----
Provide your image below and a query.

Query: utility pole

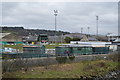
[54,10,58,44]
[96,16,99,36]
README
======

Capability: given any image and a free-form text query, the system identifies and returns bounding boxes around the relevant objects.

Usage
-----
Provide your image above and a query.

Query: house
[64,33,98,42]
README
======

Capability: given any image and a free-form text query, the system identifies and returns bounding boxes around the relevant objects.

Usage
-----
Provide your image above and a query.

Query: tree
[72,37,80,41]
[64,37,72,43]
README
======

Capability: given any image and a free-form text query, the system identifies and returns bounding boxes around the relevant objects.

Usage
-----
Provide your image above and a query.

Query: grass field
[45,44,60,49]
[3,44,23,51]
[3,60,118,78]
[3,43,66,50]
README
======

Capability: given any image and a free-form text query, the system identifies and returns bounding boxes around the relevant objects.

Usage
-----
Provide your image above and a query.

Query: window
[77,47,82,50]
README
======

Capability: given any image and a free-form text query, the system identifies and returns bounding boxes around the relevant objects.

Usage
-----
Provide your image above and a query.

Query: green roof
[0,41,8,45]
[0,41,23,44]
[15,42,23,44]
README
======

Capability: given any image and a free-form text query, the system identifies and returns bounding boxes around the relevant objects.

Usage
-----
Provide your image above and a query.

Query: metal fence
[2,53,111,72]
[45,49,55,54]
[2,53,54,59]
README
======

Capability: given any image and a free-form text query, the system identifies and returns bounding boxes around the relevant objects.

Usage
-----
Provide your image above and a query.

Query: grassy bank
[3,60,118,78]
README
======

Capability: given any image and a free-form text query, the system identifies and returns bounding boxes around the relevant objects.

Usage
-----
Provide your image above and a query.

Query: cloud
[2,2,118,35]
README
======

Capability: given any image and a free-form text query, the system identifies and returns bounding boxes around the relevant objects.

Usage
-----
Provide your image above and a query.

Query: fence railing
[45,49,55,54]
[2,53,113,73]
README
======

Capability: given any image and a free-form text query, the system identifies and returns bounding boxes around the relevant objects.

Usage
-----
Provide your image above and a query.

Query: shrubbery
[56,57,67,64]
[69,56,75,61]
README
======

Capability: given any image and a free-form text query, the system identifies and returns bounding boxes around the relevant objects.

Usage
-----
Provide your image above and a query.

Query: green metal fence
[2,53,53,59]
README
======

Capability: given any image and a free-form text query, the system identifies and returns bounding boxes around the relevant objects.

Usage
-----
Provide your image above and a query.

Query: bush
[64,37,72,43]
[56,57,67,64]
[108,52,120,62]
[72,38,80,41]
[69,56,75,61]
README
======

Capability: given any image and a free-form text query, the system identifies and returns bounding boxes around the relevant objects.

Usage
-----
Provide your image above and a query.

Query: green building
[22,34,48,44]
[23,45,45,54]
[38,34,48,43]
[55,45,92,56]
[55,44,109,56]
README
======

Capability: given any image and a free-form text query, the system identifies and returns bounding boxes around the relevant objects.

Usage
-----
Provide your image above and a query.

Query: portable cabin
[112,42,120,51]
[92,47,109,54]
[118,44,120,51]
[55,45,93,56]
[23,45,45,54]
[55,44,110,56]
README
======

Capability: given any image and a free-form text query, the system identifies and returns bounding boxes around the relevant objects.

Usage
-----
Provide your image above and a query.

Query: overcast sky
[1,2,118,35]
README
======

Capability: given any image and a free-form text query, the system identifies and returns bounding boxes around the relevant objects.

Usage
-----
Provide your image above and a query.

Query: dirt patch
[27,63,76,72]
[83,65,93,71]
[95,62,106,67]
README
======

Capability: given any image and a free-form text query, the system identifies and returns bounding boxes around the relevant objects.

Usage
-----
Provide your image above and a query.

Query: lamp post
[88,27,90,35]
[81,27,83,34]
[54,10,58,43]
[96,16,99,36]
[87,27,90,38]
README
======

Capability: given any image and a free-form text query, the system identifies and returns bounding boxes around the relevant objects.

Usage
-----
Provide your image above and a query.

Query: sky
[1,2,118,35]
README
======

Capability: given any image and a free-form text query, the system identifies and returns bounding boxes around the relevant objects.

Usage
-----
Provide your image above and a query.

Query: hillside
[1,27,108,42]
[1,27,70,36]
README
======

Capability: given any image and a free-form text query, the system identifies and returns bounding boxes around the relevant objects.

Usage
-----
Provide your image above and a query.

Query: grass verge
[3,60,118,78]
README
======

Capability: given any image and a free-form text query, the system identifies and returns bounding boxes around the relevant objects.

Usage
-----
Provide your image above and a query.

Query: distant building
[107,34,119,42]
[1,33,22,42]
[79,35,98,42]
[0,33,11,39]
[1,33,23,45]
[22,34,48,44]
[80,35,89,42]
[88,37,98,41]
[48,35,65,43]
[48,33,99,43]
[38,34,48,44]
[48,33,84,43]
[23,45,45,54]
[64,33,83,39]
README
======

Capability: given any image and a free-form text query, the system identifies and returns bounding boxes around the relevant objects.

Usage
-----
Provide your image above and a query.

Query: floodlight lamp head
[54,14,57,16]
[96,16,98,20]
[54,10,58,13]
